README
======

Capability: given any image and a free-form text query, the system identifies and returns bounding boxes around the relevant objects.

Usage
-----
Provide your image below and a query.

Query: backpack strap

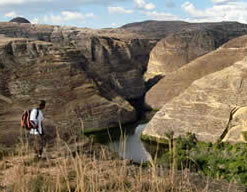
[36,108,39,119]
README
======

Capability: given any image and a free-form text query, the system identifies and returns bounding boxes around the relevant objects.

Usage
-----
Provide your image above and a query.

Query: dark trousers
[28,134,44,156]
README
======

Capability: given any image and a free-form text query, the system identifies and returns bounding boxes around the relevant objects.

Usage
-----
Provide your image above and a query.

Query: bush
[157,133,247,185]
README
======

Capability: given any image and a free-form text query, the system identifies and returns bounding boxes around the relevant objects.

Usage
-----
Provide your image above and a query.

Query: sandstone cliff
[0,22,157,100]
[0,37,140,145]
[143,35,247,143]
[146,22,247,79]
[146,24,247,109]
[2,21,247,146]
[1,20,173,145]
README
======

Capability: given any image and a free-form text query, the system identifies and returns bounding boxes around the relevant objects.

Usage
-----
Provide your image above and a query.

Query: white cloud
[182,1,247,23]
[182,2,204,18]
[211,0,238,5]
[108,6,133,14]
[144,11,179,21]
[31,17,39,24]
[61,11,95,21]
[4,11,18,18]
[35,11,96,25]
[134,0,155,10]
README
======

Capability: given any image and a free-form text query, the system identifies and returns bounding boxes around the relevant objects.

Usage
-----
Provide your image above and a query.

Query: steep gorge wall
[2,21,247,145]
[0,37,137,145]
[0,22,155,100]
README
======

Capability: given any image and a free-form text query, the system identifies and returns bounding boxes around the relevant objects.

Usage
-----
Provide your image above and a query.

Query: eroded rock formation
[146,33,247,109]
[146,22,247,79]
[2,20,247,145]
[0,37,140,145]
[143,35,247,143]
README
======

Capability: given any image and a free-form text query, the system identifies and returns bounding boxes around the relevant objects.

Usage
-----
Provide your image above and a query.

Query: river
[87,123,153,163]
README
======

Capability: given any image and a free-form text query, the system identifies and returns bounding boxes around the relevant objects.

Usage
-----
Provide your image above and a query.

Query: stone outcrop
[146,30,216,78]
[143,35,247,143]
[146,34,247,109]
[145,23,247,109]
[146,22,247,79]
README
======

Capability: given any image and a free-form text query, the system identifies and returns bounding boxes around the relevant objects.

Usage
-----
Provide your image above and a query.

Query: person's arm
[30,120,38,129]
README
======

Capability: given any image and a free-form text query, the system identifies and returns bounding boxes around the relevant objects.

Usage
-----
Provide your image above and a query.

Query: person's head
[39,100,46,110]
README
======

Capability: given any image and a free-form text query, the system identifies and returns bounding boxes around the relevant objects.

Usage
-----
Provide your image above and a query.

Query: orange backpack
[21,109,39,130]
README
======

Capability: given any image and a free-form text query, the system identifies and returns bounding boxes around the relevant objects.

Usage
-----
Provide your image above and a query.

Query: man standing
[29,100,46,159]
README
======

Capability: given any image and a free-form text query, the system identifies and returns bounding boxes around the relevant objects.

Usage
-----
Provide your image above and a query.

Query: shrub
[157,133,247,185]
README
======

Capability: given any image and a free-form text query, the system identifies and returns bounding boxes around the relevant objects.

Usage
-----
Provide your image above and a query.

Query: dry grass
[0,134,243,192]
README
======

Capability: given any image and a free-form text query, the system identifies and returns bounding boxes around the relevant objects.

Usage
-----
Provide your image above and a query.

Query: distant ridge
[120,20,246,40]
[120,20,188,28]
[9,17,31,24]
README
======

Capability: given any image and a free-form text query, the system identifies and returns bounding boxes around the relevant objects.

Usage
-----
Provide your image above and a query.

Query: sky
[0,0,247,28]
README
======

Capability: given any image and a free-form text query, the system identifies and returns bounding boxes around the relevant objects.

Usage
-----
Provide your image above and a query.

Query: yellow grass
[0,133,235,192]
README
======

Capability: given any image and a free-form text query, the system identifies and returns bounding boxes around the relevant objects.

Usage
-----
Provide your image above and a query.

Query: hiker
[29,100,46,158]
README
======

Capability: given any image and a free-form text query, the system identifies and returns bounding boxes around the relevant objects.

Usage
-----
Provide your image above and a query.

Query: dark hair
[39,100,46,107]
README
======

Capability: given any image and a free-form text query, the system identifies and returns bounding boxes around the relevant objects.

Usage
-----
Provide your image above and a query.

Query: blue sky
[0,0,247,28]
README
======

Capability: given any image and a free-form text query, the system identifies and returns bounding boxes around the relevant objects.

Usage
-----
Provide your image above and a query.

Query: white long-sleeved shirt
[30,108,43,135]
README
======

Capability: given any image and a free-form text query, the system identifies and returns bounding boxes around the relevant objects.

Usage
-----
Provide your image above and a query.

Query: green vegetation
[156,132,247,185]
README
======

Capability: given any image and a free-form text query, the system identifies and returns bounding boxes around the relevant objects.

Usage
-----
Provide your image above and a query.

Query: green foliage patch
[157,133,247,185]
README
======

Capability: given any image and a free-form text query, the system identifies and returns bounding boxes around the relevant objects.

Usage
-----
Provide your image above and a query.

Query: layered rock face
[146,30,247,109]
[0,21,170,145]
[145,22,247,108]
[143,35,247,143]
[146,22,247,79]
[0,37,137,145]
[146,30,216,78]
[2,21,247,146]
[0,22,156,100]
